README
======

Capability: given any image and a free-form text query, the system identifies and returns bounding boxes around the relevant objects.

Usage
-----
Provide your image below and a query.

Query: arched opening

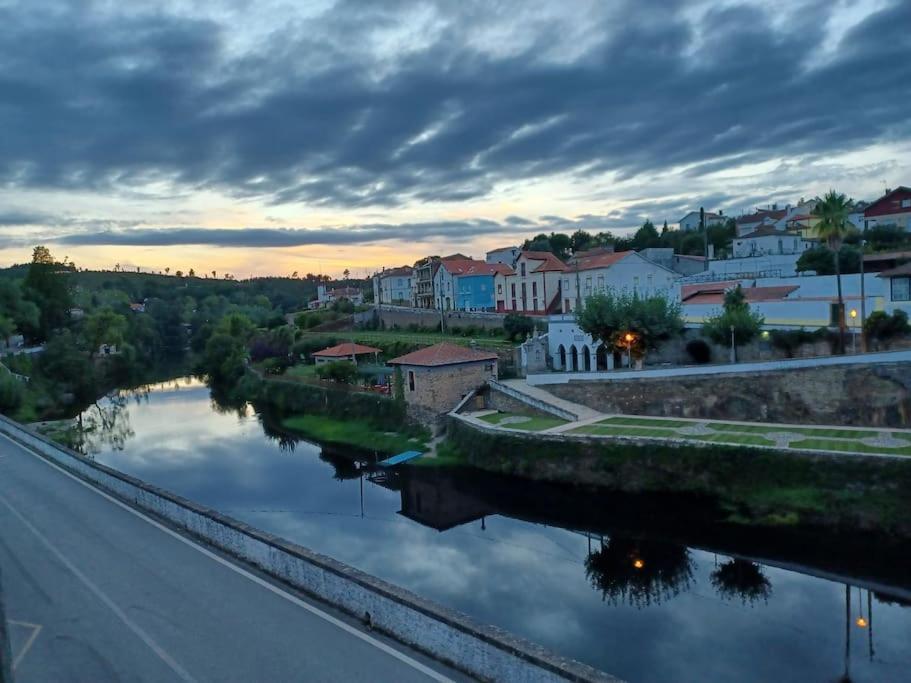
[596,344,608,371]
[557,344,566,370]
[613,349,624,369]
[582,346,591,372]
[570,345,579,372]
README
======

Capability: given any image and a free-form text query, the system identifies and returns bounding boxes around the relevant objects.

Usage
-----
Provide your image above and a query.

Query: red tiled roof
[439,258,503,276]
[864,186,911,218]
[878,262,911,278]
[376,266,413,278]
[441,253,471,261]
[387,342,498,367]
[736,209,787,224]
[520,251,567,272]
[568,250,632,271]
[313,342,382,357]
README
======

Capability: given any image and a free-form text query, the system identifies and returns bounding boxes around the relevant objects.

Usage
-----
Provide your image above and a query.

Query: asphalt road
[0,432,465,682]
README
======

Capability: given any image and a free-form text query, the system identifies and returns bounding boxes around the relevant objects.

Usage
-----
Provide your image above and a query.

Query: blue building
[452,262,512,311]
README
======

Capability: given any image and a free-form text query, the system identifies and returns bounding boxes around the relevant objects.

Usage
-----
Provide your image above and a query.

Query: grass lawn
[688,433,777,448]
[788,438,911,457]
[282,414,428,454]
[569,424,681,438]
[598,416,692,429]
[284,364,318,379]
[892,431,911,442]
[707,422,879,439]
[479,412,568,431]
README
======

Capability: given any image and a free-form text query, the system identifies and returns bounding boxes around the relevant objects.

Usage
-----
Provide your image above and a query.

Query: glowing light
[633,558,644,569]
[856,617,868,628]
[624,333,634,343]
[850,309,858,319]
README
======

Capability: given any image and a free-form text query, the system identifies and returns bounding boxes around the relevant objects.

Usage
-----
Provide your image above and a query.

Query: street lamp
[729,324,736,363]
[850,309,858,354]
[623,332,635,369]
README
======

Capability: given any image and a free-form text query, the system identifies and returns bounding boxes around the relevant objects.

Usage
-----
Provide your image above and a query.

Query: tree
[702,285,764,362]
[23,245,72,339]
[576,291,682,367]
[188,268,196,278]
[393,365,405,403]
[0,315,14,347]
[630,220,660,249]
[863,310,910,349]
[796,245,860,275]
[164,267,170,275]
[812,190,854,353]
[175,270,184,278]
[343,268,350,280]
[503,313,535,341]
[83,308,128,357]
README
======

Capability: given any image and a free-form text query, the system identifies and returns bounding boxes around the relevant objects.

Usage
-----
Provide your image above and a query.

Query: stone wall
[0,414,616,683]
[404,361,497,415]
[475,383,567,420]
[375,304,506,331]
[545,362,911,427]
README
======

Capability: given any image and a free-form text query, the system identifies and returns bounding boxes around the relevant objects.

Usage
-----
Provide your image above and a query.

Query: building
[387,343,498,415]
[454,262,513,311]
[677,211,725,231]
[546,316,617,372]
[848,201,869,231]
[862,250,911,273]
[735,207,788,237]
[878,263,911,316]
[732,226,814,258]
[311,342,381,366]
[372,267,413,305]
[485,246,521,268]
[864,187,911,230]
[558,249,680,314]
[495,251,567,314]
[315,284,365,308]
[638,248,707,275]
[412,258,440,309]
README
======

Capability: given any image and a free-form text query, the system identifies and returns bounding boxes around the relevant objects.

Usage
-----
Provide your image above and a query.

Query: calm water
[81,378,911,683]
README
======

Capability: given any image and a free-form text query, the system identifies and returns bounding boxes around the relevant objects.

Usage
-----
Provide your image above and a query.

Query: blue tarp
[377,450,423,467]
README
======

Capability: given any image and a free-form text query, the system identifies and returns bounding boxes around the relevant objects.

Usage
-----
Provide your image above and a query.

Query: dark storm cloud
[0,0,909,212]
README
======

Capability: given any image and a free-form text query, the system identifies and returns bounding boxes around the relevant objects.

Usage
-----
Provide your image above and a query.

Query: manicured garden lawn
[569,424,681,439]
[707,422,879,439]
[479,412,568,431]
[892,431,911,442]
[789,438,911,457]
[598,416,692,429]
[688,433,776,448]
[282,415,428,454]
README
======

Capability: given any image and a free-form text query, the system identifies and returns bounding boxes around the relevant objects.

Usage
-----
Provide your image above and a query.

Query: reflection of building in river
[395,469,494,531]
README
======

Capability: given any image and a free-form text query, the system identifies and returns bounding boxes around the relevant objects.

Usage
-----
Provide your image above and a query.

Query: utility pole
[701,206,709,271]
[859,238,867,352]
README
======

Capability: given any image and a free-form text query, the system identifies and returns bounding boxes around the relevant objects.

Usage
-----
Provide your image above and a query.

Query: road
[0,433,464,682]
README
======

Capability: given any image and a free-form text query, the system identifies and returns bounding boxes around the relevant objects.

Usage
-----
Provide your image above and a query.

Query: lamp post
[860,238,866,352]
[850,309,858,354]
[729,324,736,363]
[624,332,634,369]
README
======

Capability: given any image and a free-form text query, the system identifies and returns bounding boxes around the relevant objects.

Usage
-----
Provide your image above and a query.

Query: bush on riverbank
[281,414,428,454]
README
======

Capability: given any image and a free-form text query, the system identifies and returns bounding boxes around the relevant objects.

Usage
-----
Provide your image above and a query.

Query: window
[597,276,605,291]
[532,282,538,297]
[563,278,570,291]
[497,283,502,295]
[532,298,538,310]
[511,283,516,297]
[646,274,652,289]
[408,370,415,392]
[633,276,640,289]
[584,277,592,295]
[902,198,911,208]
[520,262,526,276]
[892,276,911,301]
[777,239,783,254]
[829,302,844,326]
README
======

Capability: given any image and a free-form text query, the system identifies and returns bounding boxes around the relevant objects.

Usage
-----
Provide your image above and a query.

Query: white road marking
[8,620,42,670]
[0,490,197,682]
[0,432,454,682]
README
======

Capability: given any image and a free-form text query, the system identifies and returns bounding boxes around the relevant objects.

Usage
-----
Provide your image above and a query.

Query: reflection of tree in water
[78,394,135,455]
[585,536,695,608]
[319,450,362,480]
[208,383,250,418]
[710,559,773,605]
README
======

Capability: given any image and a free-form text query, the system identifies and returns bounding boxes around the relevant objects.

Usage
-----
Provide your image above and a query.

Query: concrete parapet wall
[0,567,11,683]
[0,414,618,683]
[375,304,506,331]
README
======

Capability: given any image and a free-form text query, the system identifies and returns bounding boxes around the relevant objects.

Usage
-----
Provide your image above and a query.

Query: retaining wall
[0,414,617,683]
[486,381,577,421]
[0,568,11,683]
[375,305,507,331]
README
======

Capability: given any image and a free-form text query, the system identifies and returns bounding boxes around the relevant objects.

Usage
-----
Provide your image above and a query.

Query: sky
[1,0,910,278]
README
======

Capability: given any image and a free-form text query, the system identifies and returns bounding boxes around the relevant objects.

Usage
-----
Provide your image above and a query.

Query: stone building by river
[388,343,498,418]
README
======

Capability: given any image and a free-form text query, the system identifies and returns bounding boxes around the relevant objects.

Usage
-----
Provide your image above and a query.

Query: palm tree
[812,190,853,353]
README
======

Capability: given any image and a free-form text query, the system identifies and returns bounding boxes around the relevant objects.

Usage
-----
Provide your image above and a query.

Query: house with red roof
[372,266,414,305]
[432,258,513,311]
[388,343,498,415]
[495,251,567,315]
[864,186,911,231]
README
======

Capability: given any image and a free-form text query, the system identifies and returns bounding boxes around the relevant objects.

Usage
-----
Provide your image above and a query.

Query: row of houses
[373,247,682,315]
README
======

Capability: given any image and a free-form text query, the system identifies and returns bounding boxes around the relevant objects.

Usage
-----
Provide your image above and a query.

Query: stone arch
[557,344,566,370]
[596,344,608,371]
[570,345,579,372]
[582,345,592,372]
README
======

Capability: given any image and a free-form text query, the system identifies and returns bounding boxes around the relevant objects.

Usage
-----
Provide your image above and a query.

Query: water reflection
[82,378,911,683]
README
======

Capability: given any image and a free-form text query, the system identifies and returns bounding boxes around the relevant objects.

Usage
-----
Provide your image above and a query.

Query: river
[78,378,911,683]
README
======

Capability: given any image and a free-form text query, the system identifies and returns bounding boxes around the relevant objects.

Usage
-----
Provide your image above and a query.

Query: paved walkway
[0,432,462,682]
[499,379,602,420]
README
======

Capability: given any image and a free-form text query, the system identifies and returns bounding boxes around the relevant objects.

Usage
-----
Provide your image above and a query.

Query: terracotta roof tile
[567,250,632,271]
[313,342,382,357]
[387,342,498,367]
[520,251,567,272]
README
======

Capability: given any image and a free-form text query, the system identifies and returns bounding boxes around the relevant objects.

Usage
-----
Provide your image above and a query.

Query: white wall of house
[689,253,805,279]
[496,255,564,314]
[375,272,413,305]
[559,253,680,313]
[732,233,812,258]
[485,247,520,267]
[882,273,911,316]
[434,266,456,310]
[678,212,723,231]
[546,314,618,371]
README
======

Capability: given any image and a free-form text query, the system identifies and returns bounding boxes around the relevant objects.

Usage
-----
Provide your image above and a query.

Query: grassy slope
[478,412,567,431]
[282,414,428,454]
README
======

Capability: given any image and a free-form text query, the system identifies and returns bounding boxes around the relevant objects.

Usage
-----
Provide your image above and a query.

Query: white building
[485,246,520,268]
[878,263,911,316]
[316,284,365,307]
[558,250,680,314]
[677,211,725,231]
[372,267,413,305]
[732,226,814,258]
[495,251,567,314]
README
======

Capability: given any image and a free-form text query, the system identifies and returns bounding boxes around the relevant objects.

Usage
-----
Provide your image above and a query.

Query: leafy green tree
[0,372,24,413]
[863,310,910,349]
[83,308,128,356]
[503,313,535,341]
[23,245,73,339]
[315,360,358,384]
[796,245,860,275]
[393,365,405,403]
[630,220,660,249]
[0,280,41,342]
[812,190,855,352]
[702,285,765,362]
[0,314,14,347]
[38,330,97,405]
[576,291,682,366]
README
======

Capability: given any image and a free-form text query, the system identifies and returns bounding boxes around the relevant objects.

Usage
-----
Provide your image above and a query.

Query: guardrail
[0,413,618,683]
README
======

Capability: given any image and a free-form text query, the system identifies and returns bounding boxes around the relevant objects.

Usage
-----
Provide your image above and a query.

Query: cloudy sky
[1,0,909,277]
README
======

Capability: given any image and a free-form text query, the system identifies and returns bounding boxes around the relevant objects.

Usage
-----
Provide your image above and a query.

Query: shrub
[0,373,24,412]
[864,310,910,346]
[685,339,712,364]
[503,313,535,341]
[315,360,358,384]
